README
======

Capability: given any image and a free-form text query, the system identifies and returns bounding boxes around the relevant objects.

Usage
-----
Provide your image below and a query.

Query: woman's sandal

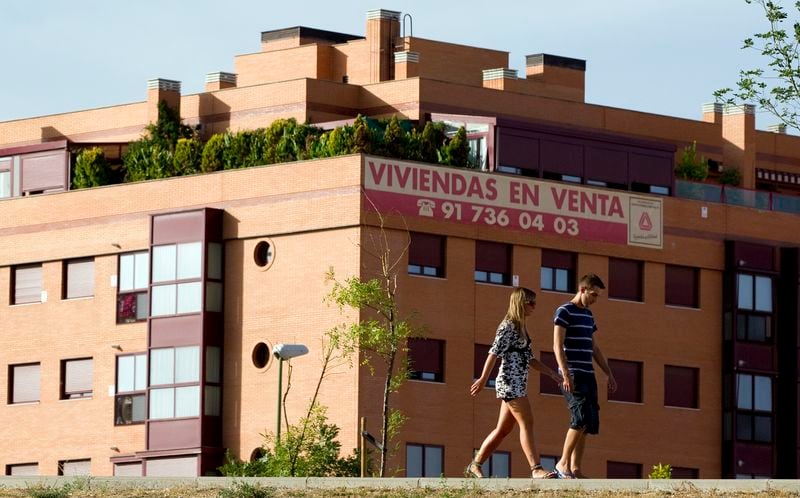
[464,460,484,478]
[531,464,558,479]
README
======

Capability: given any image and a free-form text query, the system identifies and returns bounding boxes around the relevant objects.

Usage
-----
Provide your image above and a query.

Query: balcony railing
[675,180,800,215]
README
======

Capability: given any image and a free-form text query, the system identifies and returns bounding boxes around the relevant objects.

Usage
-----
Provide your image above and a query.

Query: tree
[715,0,800,130]
[72,147,111,188]
[675,141,709,181]
[325,210,416,477]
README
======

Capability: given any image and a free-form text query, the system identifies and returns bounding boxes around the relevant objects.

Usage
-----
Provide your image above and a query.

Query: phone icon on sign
[417,199,435,217]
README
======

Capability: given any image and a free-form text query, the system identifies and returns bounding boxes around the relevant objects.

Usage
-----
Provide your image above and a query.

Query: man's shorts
[561,372,600,435]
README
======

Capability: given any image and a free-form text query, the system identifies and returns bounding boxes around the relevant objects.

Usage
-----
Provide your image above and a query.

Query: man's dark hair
[579,273,605,289]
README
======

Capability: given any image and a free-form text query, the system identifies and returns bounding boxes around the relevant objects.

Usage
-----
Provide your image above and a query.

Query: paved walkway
[1,476,799,493]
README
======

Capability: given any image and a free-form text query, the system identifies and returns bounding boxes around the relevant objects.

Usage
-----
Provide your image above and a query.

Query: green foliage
[219,405,359,477]
[173,138,204,175]
[201,133,225,172]
[72,147,111,188]
[719,167,743,186]
[381,115,407,158]
[648,462,672,479]
[122,100,192,181]
[438,126,471,168]
[675,141,709,181]
[217,481,275,498]
[715,0,800,130]
[145,100,193,151]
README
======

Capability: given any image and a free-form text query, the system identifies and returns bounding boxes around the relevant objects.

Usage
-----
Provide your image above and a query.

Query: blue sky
[0,1,770,127]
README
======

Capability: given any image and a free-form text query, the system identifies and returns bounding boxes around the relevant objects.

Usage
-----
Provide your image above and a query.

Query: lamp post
[273,343,309,444]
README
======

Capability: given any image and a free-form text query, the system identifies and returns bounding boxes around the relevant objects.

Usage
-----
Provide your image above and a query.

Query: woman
[467,287,561,479]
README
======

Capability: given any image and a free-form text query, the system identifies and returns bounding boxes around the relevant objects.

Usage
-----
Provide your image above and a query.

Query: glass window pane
[424,446,442,477]
[754,415,772,442]
[152,245,177,283]
[406,445,422,478]
[475,270,487,282]
[177,282,202,314]
[205,385,221,416]
[207,243,222,280]
[540,267,553,290]
[206,282,223,312]
[134,354,147,391]
[134,252,149,290]
[738,274,753,310]
[555,269,568,291]
[151,284,177,316]
[754,376,772,411]
[0,171,10,198]
[151,349,175,386]
[489,272,504,284]
[748,315,766,342]
[736,315,747,340]
[117,356,134,392]
[206,347,221,383]
[119,255,134,292]
[491,452,510,478]
[136,292,149,320]
[131,394,146,422]
[149,388,174,419]
[177,242,202,280]
[736,413,752,440]
[737,374,752,410]
[755,276,772,312]
[175,386,200,418]
[175,346,200,383]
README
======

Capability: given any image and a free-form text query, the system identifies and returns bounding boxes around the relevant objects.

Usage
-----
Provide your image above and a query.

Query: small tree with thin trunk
[325,208,415,477]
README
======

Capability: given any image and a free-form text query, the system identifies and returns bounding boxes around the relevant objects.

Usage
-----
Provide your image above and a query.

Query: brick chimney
[525,54,585,101]
[366,9,401,83]
[205,72,237,91]
[721,104,756,188]
[394,50,420,79]
[147,78,181,124]
[702,102,723,124]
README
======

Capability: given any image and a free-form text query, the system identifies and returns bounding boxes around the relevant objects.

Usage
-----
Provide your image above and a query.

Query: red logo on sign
[638,212,653,231]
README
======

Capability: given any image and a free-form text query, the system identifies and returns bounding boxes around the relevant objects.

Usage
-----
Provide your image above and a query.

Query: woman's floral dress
[489,319,533,400]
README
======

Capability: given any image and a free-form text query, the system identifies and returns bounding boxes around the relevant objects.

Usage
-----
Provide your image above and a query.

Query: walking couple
[466,274,616,479]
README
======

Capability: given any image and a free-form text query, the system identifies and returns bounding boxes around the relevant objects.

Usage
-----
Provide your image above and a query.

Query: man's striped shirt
[553,302,597,374]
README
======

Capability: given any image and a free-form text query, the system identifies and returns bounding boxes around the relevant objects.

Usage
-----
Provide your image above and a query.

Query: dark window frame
[477,450,511,478]
[607,359,642,404]
[473,344,500,388]
[608,258,643,302]
[408,338,445,383]
[538,351,562,395]
[408,232,446,278]
[475,241,512,285]
[8,362,40,404]
[664,365,699,409]
[540,250,576,293]
[607,460,642,478]
[11,263,43,305]
[63,257,95,300]
[115,353,147,426]
[117,251,149,324]
[665,265,699,308]
[60,357,93,400]
[735,372,773,443]
[406,442,445,477]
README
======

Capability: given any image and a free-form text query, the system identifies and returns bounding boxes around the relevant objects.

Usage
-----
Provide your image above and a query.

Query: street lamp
[273,343,309,444]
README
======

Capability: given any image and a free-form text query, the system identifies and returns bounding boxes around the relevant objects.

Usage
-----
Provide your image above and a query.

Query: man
[552,273,616,479]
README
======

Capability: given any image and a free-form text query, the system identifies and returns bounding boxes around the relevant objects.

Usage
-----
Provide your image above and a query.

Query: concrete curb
[0,476,799,493]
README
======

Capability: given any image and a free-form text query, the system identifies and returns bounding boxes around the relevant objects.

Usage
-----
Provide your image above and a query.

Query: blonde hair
[505,287,536,330]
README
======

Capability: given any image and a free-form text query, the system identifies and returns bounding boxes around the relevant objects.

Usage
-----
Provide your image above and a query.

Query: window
[608,258,643,301]
[540,250,575,293]
[408,232,445,278]
[475,241,511,285]
[478,450,510,478]
[206,242,223,312]
[607,359,642,403]
[473,344,500,388]
[736,273,773,343]
[63,258,94,299]
[117,251,149,323]
[671,466,699,479]
[408,338,444,382]
[149,346,200,419]
[736,373,773,443]
[205,346,222,416]
[737,274,772,312]
[0,157,11,198]
[664,365,699,409]
[406,443,443,477]
[665,265,698,308]
[58,459,90,476]
[9,363,40,404]
[115,353,147,425]
[60,358,93,399]
[151,242,203,316]
[12,264,42,305]
[607,461,642,478]
[538,351,561,395]
[6,463,38,476]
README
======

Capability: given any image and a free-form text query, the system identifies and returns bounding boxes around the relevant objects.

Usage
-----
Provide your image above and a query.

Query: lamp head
[273,343,309,360]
